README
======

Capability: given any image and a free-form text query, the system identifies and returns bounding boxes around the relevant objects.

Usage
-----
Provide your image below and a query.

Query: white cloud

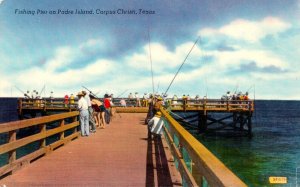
[214,49,287,69]
[1,20,299,100]
[199,17,291,42]
[127,42,203,72]
[45,47,74,72]
[0,79,11,96]
[80,38,103,48]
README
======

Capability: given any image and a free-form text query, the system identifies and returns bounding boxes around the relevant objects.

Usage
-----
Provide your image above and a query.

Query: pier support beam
[197,112,207,133]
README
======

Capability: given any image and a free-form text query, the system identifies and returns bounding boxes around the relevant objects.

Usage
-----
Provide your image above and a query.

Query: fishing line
[82,86,100,99]
[164,36,201,96]
[168,110,197,129]
[116,89,129,98]
[148,26,155,95]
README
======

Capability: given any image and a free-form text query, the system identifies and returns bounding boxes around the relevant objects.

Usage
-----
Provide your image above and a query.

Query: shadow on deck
[0,113,181,186]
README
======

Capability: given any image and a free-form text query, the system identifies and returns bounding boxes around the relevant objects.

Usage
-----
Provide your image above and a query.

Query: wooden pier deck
[0,113,181,186]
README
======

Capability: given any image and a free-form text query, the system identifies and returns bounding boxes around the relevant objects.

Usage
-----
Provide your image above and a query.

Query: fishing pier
[18,97,254,136]
[0,97,254,186]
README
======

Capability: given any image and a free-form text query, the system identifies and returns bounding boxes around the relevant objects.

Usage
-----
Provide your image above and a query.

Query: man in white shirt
[135,92,141,107]
[77,92,89,136]
[82,91,96,133]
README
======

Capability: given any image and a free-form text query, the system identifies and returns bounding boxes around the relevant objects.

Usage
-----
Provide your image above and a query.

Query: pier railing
[0,111,80,177]
[18,98,254,113]
[160,107,247,187]
[18,98,77,111]
[169,99,254,112]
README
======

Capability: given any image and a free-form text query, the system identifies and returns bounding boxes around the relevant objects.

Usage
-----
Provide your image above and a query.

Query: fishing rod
[232,83,239,94]
[205,77,208,98]
[246,84,254,93]
[169,111,197,129]
[38,85,45,98]
[116,89,129,98]
[94,91,100,96]
[156,82,160,94]
[14,85,31,98]
[82,86,100,99]
[148,26,155,95]
[163,35,201,96]
[14,85,25,95]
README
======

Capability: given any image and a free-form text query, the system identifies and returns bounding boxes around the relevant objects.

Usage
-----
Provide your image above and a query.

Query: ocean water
[0,97,18,123]
[1,98,300,186]
[190,100,300,187]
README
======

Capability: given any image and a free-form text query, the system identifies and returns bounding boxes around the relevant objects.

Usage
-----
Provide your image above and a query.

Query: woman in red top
[64,95,69,107]
[103,94,111,124]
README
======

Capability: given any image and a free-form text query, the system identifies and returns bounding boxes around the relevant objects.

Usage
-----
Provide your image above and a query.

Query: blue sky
[0,0,299,99]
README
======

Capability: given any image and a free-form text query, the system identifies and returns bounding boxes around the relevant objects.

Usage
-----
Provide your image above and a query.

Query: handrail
[0,111,80,177]
[160,107,247,187]
[169,99,254,112]
[18,98,254,113]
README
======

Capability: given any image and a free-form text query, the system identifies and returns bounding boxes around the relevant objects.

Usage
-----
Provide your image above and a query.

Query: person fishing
[148,111,164,138]
[77,91,89,137]
[82,91,96,133]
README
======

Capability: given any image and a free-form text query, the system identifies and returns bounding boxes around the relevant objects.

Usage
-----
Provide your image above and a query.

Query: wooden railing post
[60,120,65,140]
[191,161,203,185]
[203,99,206,115]
[40,123,46,148]
[8,131,16,165]
[226,100,229,111]
[72,116,78,133]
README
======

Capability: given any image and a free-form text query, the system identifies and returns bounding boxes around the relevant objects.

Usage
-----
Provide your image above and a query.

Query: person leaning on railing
[152,96,163,116]
[77,91,90,137]
[82,91,96,133]
[148,111,164,138]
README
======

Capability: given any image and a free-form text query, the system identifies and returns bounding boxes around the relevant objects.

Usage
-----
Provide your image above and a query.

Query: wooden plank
[8,130,16,164]
[0,111,79,133]
[0,121,79,155]
[0,113,159,186]
[115,107,148,113]
[0,132,46,155]
[49,132,80,151]
[46,121,79,137]
[0,131,79,176]
[0,148,46,176]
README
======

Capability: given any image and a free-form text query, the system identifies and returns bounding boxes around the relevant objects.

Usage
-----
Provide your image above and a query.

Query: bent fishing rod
[82,86,100,99]
[163,35,201,96]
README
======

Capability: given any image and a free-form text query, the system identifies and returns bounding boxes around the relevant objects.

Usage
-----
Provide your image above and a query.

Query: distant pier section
[18,97,254,137]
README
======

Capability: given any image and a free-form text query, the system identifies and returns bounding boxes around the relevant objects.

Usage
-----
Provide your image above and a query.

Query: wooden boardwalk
[0,113,181,186]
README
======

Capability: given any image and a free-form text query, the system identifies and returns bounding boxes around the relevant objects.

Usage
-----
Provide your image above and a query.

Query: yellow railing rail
[0,111,80,177]
[18,98,77,111]
[18,98,254,112]
[160,107,247,187]
[169,99,254,112]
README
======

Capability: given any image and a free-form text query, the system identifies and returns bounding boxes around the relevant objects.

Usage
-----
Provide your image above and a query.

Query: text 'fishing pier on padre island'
[0,94,254,186]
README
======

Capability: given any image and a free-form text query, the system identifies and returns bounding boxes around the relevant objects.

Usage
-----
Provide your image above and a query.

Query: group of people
[221,91,250,102]
[127,92,158,107]
[77,91,112,137]
[63,94,75,107]
[23,90,41,99]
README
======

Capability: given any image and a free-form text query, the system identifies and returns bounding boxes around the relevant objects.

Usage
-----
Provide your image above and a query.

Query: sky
[0,0,299,100]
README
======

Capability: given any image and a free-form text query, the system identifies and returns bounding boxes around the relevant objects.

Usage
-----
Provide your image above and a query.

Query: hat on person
[155,111,162,117]
[157,97,163,101]
[77,91,84,96]
[82,90,87,95]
